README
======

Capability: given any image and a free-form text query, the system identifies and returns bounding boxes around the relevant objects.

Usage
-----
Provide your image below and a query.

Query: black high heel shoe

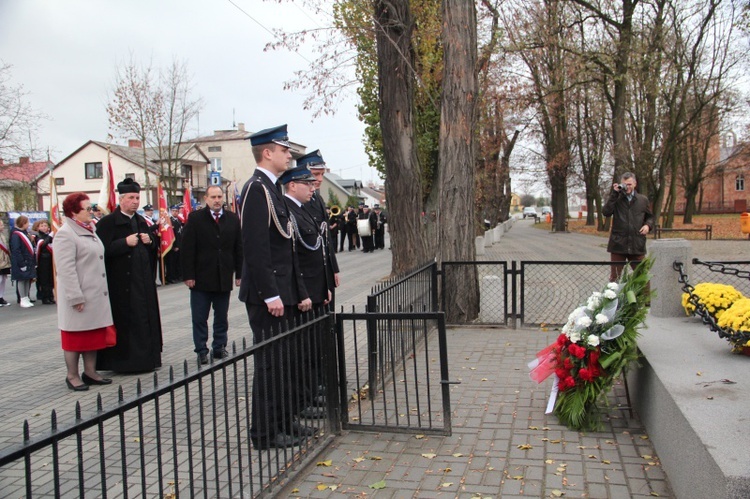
[66,378,89,391]
[81,373,112,385]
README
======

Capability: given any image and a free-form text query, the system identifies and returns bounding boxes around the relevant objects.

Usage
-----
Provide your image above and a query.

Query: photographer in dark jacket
[602,172,654,282]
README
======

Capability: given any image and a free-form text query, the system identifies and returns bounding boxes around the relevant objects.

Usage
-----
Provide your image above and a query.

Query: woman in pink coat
[53,192,116,391]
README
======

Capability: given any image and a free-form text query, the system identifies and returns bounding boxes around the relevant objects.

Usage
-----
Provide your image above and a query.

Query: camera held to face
[616,183,627,191]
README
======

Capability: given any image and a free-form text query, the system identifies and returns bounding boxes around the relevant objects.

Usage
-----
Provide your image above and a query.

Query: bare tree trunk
[373,0,428,274]
[437,0,479,322]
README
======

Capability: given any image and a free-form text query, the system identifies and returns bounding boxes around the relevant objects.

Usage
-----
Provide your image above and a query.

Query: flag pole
[47,160,58,300]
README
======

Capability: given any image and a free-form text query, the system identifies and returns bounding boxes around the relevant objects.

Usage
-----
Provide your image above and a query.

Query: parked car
[541,206,552,216]
[522,207,537,219]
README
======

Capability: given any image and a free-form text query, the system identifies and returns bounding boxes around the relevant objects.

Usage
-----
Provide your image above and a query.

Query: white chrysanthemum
[576,316,592,328]
[604,289,617,300]
[595,313,609,325]
[568,306,587,322]
[587,335,601,347]
[569,331,581,343]
[607,282,619,291]
[587,293,602,310]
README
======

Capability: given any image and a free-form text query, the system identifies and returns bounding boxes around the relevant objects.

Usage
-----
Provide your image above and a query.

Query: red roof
[0,159,53,183]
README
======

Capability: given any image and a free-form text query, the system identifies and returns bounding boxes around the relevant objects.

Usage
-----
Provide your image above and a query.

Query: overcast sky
[0,0,380,184]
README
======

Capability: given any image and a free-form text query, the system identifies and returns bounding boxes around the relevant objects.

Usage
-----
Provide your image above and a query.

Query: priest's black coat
[95,207,163,373]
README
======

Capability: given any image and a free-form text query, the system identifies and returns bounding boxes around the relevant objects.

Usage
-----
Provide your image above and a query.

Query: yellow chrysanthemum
[717,298,750,332]
[682,283,744,319]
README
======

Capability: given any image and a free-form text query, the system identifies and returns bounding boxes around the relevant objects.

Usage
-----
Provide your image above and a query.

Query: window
[208,146,222,152]
[55,178,65,186]
[85,162,103,179]
[210,158,222,172]
[125,173,135,180]
[737,174,745,192]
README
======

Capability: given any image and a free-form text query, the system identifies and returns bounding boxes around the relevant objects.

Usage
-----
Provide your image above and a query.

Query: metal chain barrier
[693,258,750,280]
[673,261,750,348]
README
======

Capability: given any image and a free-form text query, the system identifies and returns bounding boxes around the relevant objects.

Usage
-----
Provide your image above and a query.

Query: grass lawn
[535,213,750,240]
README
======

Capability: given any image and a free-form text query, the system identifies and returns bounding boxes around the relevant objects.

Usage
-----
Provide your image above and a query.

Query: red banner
[97,150,117,215]
[157,182,175,256]
[182,184,192,221]
[49,174,62,233]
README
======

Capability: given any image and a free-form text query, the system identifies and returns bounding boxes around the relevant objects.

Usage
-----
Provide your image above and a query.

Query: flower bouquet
[529,258,653,431]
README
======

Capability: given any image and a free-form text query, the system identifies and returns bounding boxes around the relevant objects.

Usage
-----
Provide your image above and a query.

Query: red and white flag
[97,150,117,215]
[157,181,175,256]
[49,174,62,233]
[182,183,192,221]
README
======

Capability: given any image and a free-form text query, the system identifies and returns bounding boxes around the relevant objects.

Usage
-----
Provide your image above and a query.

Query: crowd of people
[327,203,387,253]
[0,124,355,450]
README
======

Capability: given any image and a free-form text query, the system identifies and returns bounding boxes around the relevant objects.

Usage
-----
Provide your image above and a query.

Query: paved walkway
[0,220,742,496]
[284,221,678,498]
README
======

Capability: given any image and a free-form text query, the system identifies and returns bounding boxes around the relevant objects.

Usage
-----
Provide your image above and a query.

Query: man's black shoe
[198,353,209,365]
[298,406,326,419]
[213,347,229,359]
[251,432,300,450]
[311,394,326,407]
[290,421,317,437]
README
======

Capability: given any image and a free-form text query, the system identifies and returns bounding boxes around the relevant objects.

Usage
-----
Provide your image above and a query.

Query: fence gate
[334,311,453,436]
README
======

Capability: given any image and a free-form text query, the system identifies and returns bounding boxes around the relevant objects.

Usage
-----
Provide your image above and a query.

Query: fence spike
[97,394,103,411]
[50,410,57,431]
[118,385,125,402]
[183,359,189,376]
[75,402,81,420]
[23,420,29,442]
[168,366,174,382]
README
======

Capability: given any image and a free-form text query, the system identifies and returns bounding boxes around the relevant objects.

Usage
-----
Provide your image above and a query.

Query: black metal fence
[0,313,339,498]
[367,261,438,313]
[336,311,452,436]
[442,261,615,327]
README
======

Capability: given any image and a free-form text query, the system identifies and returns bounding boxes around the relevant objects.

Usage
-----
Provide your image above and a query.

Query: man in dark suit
[180,185,243,365]
[166,205,183,284]
[373,204,387,250]
[345,205,358,250]
[282,165,332,422]
[239,124,312,450]
[359,205,377,253]
[297,149,340,296]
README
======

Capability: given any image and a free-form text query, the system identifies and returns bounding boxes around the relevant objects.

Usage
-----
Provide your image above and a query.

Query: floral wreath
[529,258,652,431]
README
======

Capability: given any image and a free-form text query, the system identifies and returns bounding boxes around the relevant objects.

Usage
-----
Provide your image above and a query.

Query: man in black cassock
[95,178,163,373]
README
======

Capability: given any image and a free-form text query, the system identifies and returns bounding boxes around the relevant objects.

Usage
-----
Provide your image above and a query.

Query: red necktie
[214,212,220,224]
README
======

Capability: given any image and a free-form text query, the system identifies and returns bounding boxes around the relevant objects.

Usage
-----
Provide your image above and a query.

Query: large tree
[506,0,574,232]
[106,56,202,202]
[433,0,480,321]
[372,0,429,272]
[0,62,47,160]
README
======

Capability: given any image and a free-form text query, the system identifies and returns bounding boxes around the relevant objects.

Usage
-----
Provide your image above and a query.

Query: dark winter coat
[180,208,243,293]
[602,189,654,256]
[95,207,162,373]
[9,227,36,281]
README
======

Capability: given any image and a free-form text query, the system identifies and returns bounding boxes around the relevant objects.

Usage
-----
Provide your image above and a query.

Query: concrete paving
[0,219,744,496]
